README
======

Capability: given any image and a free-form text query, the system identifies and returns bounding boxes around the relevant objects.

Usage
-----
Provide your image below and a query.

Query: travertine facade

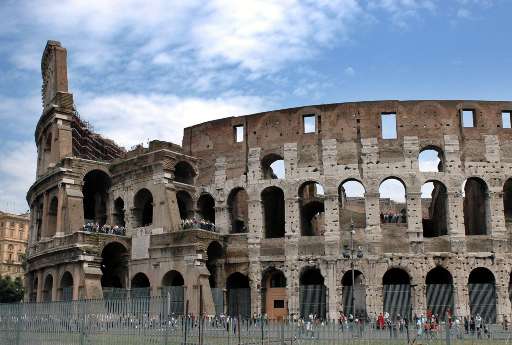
[26,41,512,323]
[0,211,29,279]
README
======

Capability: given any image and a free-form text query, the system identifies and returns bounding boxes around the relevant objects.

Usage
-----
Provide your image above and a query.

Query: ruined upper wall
[183,100,512,185]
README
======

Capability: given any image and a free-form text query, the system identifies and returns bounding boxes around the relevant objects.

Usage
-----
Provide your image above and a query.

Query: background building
[0,211,29,279]
[25,41,512,323]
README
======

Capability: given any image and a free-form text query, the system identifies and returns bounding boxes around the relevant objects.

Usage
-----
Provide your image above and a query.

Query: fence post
[260,314,264,345]
[445,312,451,345]
[280,320,285,345]
[183,300,189,345]
[79,300,86,345]
[14,304,21,345]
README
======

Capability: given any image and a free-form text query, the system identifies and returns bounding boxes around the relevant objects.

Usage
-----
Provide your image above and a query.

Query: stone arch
[174,161,196,185]
[227,187,248,233]
[226,272,251,318]
[131,272,151,297]
[425,266,454,319]
[299,181,325,236]
[421,180,448,237]
[299,266,326,319]
[206,241,223,288]
[503,178,512,223]
[197,193,215,223]
[43,273,54,302]
[468,267,496,323]
[262,268,287,319]
[261,153,285,179]
[60,271,74,301]
[463,177,489,235]
[82,169,111,226]
[161,270,185,314]
[339,179,366,229]
[133,188,153,227]
[379,177,407,224]
[341,270,366,318]
[101,242,128,297]
[261,186,285,238]
[418,146,444,172]
[176,190,193,221]
[113,197,125,227]
[382,267,412,319]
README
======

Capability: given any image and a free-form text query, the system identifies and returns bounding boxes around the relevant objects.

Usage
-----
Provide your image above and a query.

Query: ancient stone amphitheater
[26,41,512,323]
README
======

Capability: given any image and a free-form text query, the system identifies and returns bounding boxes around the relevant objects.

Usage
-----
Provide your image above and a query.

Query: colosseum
[25,40,512,323]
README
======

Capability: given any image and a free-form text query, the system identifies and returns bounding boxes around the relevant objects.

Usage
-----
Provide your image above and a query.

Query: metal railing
[0,296,511,345]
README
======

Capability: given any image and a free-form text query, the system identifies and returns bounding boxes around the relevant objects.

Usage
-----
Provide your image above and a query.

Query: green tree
[0,275,24,303]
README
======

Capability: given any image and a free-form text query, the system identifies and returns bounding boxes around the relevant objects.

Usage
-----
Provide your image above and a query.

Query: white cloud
[77,93,268,147]
[344,66,356,76]
[0,141,37,213]
[379,178,406,203]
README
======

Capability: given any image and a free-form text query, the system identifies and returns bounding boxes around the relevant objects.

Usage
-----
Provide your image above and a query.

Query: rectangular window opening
[502,111,512,129]
[381,112,397,139]
[303,115,316,133]
[273,300,285,309]
[462,109,476,128]
[234,125,244,143]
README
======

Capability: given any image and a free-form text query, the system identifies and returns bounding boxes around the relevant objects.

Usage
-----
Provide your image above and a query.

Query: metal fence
[0,297,511,345]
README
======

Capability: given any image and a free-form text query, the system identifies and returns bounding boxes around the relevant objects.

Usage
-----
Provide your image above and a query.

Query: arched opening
[379,178,407,224]
[197,194,215,223]
[382,268,411,319]
[339,179,366,229]
[262,269,287,319]
[228,188,248,233]
[47,196,58,237]
[161,270,185,314]
[83,170,111,226]
[418,147,444,172]
[206,241,223,288]
[503,179,512,223]
[226,272,251,319]
[133,188,153,227]
[261,154,285,179]
[43,274,53,302]
[421,181,448,237]
[425,267,454,319]
[463,178,489,235]
[101,242,128,299]
[60,271,74,301]
[131,272,150,298]
[299,182,325,236]
[113,197,125,227]
[176,191,193,221]
[174,161,196,185]
[207,242,224,314]
[299,267,326,319]
[262,186,285,238]
[341,270,366,318]
[468,267,496,323]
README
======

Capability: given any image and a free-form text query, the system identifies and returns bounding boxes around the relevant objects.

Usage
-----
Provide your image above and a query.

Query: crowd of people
[82,222,126,236]
[380,211,407,223]
[181,218,216,232]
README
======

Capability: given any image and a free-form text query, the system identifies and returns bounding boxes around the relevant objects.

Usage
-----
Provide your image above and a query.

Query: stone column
[73,264,81,300]
[366,284,383,320]
[488,190,507,252]
[326,260,338,320]
[323,194,340,257]
[496,279,510,323]
[41,192,49,238]
[447,191,466,252]
[55,185,65,237]
[36,270,43,303]
[364,192,382,255]
[406,191,423,254]
[215,204,230,235]
[454,277,469,319]
[413,283,426,317]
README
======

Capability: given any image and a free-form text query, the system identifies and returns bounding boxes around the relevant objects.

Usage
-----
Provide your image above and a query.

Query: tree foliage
[0,275,24,303]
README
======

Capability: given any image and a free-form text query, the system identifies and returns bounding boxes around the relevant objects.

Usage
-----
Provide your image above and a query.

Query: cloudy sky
[0,0,510,212]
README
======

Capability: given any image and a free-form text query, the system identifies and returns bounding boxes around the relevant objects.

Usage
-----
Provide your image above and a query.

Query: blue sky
[0,0,510,213]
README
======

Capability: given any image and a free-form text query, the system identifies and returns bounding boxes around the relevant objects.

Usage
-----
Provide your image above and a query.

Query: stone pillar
[447,191,466,252]
[364,192,381,255]
[36,270,43,303]
[287,266,299,318]
[488,190,507,252]
[406,191,424,254]
[215,205,230,235]
[454,277,469,319]
[496,279,510,323]
[413,283,426,317]
[41,192,49,238]
[326,260,338,320]
[51,273,58,301]
[249,262,261,317]
[73,264,81,300]
[55,185,65,237]
[323,194,340,257]
[367,284,383,320]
